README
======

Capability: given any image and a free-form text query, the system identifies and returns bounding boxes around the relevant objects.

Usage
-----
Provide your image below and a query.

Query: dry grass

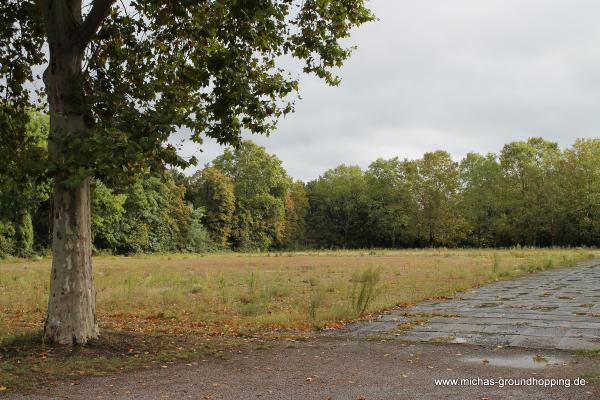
[0,248,595,391]
[1,248,594,340]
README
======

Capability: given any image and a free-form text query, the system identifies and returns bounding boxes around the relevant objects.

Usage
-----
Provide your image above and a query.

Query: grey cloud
[176,0,600,181]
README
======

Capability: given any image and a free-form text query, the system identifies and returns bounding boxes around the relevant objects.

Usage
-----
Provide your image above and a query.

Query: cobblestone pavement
[334,259,600,350]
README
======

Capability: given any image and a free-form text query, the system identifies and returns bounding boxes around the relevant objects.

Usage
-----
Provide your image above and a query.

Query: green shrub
[14,212,34,257]
[0,220,16,258]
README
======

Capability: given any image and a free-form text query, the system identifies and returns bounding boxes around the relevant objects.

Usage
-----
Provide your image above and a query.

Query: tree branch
[79,0,115,47]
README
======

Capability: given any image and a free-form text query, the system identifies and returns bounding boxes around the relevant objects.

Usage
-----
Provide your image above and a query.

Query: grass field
[0,248,595,391]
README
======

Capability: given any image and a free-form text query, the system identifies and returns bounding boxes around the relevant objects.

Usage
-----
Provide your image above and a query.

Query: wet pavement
[333,259,600,350]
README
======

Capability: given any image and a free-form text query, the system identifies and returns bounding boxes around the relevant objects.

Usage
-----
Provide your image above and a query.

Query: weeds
[350,267,381,316]
[307,289,323,323]
[217,276,227,303]
[246,271,257,295]
[492,253,500,274]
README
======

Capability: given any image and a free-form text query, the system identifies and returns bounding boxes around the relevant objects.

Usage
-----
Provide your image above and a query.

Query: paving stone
[333,259,600,351]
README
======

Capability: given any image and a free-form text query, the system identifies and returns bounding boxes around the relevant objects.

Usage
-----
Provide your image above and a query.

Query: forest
[2,112,600,257]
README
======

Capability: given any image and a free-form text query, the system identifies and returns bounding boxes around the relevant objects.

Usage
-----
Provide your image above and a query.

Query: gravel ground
[8,338,600,400]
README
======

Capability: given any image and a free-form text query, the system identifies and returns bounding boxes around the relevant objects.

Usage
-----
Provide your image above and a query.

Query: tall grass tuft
[350,267,381,316]
[217,276,227,303]
[246,271,256,295]
[308,289,323,323]
[492,253,500,274]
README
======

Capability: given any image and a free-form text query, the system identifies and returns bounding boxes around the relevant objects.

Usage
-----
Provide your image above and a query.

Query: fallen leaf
[0,387,7,392]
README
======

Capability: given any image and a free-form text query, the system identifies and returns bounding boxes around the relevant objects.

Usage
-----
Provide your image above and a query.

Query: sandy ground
[8,337,600,400]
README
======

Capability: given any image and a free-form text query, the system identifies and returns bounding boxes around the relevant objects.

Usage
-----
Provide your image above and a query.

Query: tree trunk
[42,0,99,345]
[43,71,99,344]
[44,177,98,344]
[43,74,99,344]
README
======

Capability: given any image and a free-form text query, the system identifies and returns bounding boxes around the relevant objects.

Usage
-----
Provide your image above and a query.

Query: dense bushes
[91,174,209,254]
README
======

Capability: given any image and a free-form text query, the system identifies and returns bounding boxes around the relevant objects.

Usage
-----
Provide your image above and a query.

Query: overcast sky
[177,0,600,182]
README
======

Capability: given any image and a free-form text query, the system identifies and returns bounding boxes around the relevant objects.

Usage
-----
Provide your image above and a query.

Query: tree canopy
[2,0,374,184]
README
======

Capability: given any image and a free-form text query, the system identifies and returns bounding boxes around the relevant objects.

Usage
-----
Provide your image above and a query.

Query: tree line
[2,118,600,256]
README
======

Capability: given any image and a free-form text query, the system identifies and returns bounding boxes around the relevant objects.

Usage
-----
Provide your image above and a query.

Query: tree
[413,151,465,246]
[458,152,507,247]
[280,181,309,248]
[364,158,417,247]
[500,138,562,246]
[212,141,290,250]
[559,139,600,246]
[306,165,368,248]
[188,167,235,248]
[1,0,373,344]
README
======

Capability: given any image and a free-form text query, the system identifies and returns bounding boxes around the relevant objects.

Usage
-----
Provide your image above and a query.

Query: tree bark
[44,177,98,345]
[43,65,99,343]
[42,0,100,345]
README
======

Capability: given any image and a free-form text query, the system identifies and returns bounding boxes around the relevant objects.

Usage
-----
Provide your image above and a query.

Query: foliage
[500,138,562,246]
[305,165,368,248]
[188,167,235,248]
[1,0,374,186]
[364,158,417,247]
[91,180,127,251]
[0,221,16,258]
[557,139,600,246]
[413,151,465,246]
[91,172,209,254]
[212,141,291,250]
[5,136,600,256]
[0,112,51,258]
[459,153,507,247]
[281,181,309,248]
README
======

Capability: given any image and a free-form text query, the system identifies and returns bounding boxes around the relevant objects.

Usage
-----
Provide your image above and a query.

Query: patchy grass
[0,248,595,392]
